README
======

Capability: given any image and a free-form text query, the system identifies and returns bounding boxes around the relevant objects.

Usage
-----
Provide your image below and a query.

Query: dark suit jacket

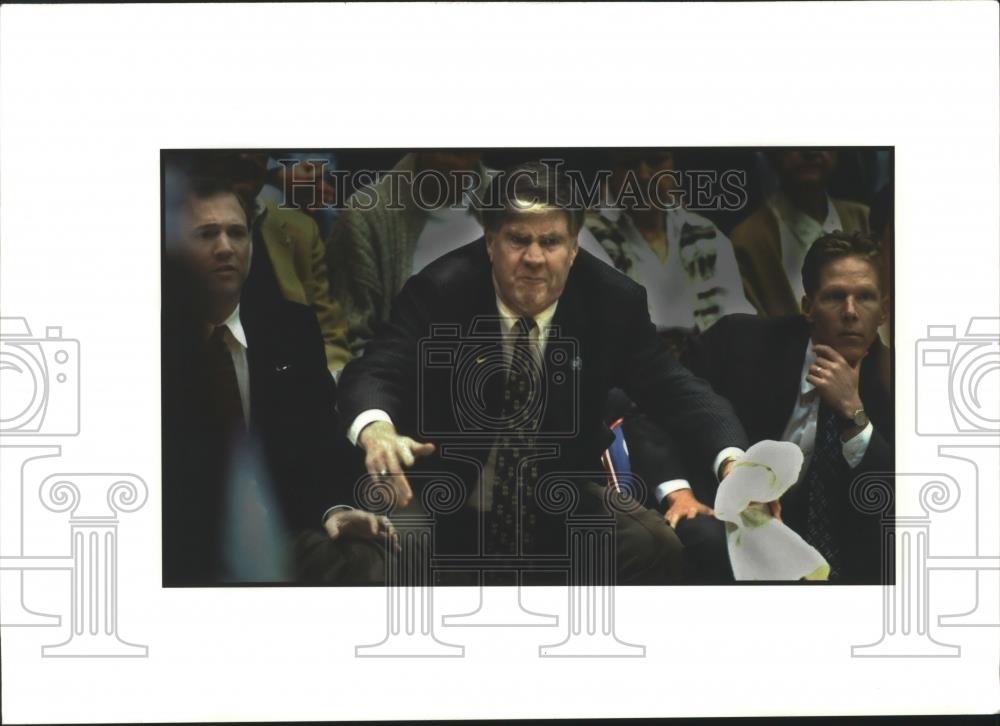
[338,238,748,515]
[684,313,893,584]
[162,264,351,585]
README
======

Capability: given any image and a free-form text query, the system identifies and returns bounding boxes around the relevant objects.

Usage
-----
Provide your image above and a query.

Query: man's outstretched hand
[663,489,714,529]
[358,420,436,508]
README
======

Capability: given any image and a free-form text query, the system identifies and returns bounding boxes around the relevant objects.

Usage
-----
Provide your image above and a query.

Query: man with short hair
[327,151,618,359]
[684,230,892,583]
[730,150,871,317]
[337,163,749,584]
[162,173,387,585]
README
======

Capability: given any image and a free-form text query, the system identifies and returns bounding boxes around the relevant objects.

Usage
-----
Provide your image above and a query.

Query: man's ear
[485,230,495,262]
[801,294,813,323]
[568,237,579,265]
[879,294,889,326]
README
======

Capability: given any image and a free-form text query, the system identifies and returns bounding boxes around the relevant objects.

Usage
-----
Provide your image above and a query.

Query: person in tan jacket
[255,197,351,375]
[730,150,869,317]
[230,152,352,375]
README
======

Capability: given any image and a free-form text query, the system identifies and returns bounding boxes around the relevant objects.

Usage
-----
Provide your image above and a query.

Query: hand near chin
[807,344,864,418]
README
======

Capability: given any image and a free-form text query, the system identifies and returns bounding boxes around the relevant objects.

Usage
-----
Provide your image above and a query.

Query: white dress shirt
[214,305,291,581]
[768,190,844,305]
[347,295,737,512]
[780,338,873,475]
[655,339,875,507]
[579,207,755,332]
[217,304,251,426]
[470,297,558,510]
[347,297,558,447]
[340,297,558,518]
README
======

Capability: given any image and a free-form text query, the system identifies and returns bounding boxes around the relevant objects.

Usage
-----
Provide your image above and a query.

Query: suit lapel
[542,268,587,435]
[766,318,811,439]
[242,303,295,436]
[859,339,891,434]
[459,244,507,428]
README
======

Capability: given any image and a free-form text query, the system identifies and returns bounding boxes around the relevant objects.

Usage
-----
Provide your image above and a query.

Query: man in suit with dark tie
[336,162,749,584]
[162,172,388,585]
[683,230,892,583]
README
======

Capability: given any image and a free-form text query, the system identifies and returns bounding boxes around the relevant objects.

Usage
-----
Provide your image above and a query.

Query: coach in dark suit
[162,174,385,586]
[337,162,748,584]
[684,231,892,584]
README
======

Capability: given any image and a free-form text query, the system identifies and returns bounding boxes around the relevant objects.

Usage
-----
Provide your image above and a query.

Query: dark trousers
[674,514,733,584]
[293,529,388,586]
[407,479,685,586]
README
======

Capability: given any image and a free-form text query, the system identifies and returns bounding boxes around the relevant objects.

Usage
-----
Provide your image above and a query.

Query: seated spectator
[683,230,892,583]
[730,150,870,316]
[238,152,353,375]
[328,151,616,358]
[580,149,755,359]
[262,152,340,240]
[162,171,387,585]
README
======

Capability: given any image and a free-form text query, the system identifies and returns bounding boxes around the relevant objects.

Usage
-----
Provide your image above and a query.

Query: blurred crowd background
[162,147,893,376]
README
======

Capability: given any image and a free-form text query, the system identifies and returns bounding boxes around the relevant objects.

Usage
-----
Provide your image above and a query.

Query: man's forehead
[183,192,248,227]
[818,255,881,284]
[499,208,571,235]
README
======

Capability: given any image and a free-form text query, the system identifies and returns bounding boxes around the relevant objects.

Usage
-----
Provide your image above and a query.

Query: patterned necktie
[207,325,245,434]
[803,401,842,579]
[486,317,543,555]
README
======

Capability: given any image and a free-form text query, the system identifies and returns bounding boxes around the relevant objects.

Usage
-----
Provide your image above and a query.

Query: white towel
[714,440,829,581]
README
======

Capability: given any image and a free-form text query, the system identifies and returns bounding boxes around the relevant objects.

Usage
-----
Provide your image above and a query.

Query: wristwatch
[845,407,869,429]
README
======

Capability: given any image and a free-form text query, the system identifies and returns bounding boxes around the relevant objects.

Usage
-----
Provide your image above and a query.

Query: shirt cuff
[321,504,353,526]
[655,479,692,506]
[713,447,745,481]
[348,409,392,447]
[841,421,874,468]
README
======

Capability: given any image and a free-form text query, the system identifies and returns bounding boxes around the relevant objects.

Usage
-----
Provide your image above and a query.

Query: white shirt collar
[598,206,625,224]
[220,303,248,349]
[770,190,842,244]
[494,296,558,336]
[798,337,817,396]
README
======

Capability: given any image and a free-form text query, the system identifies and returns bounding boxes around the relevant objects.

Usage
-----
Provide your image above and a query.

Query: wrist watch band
[843,407,869,429]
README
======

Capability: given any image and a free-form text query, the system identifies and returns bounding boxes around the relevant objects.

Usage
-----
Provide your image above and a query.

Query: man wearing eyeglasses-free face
[684,230,892,583]
[337,161,750,585]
